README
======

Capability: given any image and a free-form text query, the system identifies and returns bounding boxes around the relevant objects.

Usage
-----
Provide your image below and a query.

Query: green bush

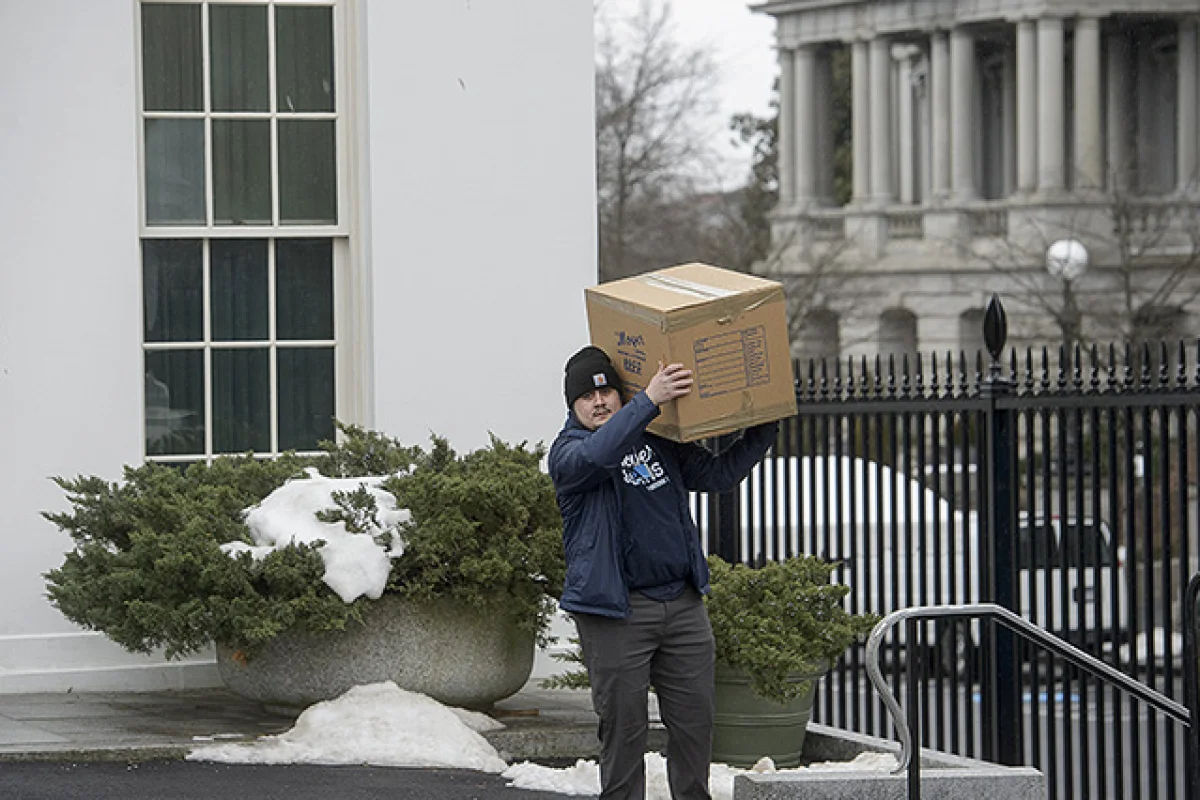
[380,434,565,641]
[540,636,590,690]
[43,427,564,659]
[706,555,878,704]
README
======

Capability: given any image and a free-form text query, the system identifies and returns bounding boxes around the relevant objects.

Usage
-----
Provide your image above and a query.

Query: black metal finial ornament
[983,294,1008,364]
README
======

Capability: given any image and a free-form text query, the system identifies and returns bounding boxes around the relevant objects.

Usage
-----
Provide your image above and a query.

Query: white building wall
[365,0,595,451]
[0,0,201,691]
[0,0,595,692]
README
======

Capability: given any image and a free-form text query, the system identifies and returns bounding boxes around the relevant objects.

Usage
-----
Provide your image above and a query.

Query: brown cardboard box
[585,263,797,442]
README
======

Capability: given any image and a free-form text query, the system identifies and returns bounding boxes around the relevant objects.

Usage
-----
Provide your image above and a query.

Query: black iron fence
[696,297,1198,800]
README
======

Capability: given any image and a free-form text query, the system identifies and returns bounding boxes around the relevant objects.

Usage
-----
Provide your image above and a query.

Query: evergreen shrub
[43,425,564,659]
[706,555,878,704]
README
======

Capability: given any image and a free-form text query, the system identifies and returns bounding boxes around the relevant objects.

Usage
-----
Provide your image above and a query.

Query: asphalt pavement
[0,761,580,800]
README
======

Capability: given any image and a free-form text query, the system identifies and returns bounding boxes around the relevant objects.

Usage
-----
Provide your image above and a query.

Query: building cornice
[759,0,1200,47]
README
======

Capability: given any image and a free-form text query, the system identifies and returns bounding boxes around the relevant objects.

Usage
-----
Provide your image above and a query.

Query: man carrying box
[548,345,779,800]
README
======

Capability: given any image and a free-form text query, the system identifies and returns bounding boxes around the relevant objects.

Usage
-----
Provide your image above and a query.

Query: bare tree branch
[958,179,1200,350]
[595,0,720,281]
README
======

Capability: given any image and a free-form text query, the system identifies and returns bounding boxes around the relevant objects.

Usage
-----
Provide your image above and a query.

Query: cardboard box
[585,263,797,442]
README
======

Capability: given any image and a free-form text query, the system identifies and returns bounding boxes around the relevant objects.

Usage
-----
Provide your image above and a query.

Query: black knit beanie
[564,345,624,408]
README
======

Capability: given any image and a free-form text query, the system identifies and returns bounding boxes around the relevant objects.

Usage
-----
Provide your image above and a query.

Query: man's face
[573,387,623,431]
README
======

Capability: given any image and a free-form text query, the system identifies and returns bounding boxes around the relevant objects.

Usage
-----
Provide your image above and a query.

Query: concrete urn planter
[711,661,827,769]
[216,594,535,709]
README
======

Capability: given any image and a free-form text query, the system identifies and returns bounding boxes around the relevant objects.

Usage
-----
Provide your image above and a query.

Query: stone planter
[712,661,826,769]
[217,594,535,709]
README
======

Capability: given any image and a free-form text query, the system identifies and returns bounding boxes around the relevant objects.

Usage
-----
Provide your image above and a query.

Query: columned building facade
[755,0,1200,361]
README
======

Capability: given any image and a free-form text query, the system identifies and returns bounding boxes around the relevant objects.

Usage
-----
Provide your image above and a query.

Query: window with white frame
[138,1,348,462]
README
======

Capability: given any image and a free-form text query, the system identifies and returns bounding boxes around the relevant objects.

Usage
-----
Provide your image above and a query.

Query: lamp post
[1045,239,1088,480]
[1045,238,1089,359]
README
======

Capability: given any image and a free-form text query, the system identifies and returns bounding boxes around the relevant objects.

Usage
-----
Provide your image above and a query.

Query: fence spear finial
[984,294,1008,365]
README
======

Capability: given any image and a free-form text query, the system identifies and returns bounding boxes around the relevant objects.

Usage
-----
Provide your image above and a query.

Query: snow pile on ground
[502,758,601,796]
[221,468,410,602]
[188,682,507,772]
[501,753,760,798]
[190,681,897,796]
[808,751,899,771]
[503,751,897,799]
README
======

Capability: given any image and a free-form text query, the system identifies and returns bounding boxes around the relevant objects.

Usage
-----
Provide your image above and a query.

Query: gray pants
[573,589,715,800]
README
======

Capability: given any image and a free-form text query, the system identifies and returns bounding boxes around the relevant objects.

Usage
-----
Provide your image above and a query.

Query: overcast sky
[665,0,777,118]
[602,0,779,188]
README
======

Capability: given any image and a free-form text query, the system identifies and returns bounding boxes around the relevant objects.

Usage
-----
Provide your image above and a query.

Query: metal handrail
[865,603,1192,777]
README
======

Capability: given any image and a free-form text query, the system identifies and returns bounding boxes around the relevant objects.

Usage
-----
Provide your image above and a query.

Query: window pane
[279,120,336,224]
[276,239,333,340]
[145,119,205,225]
[142,3,202,112]
[276,6,334,113]
[145,349,205,456]
[211,240,268,341]
[213,348,270,453]
[213,119,271,225]
[210,4,269,112]
[278,347,334,451]
[143,240,203,342]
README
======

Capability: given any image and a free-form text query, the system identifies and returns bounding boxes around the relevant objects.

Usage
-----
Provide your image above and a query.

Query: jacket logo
[621,445,668,490]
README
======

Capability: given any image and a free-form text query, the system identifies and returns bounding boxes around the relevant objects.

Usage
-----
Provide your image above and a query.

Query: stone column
[776,47,796,206]
[1073,16,1104,191]
[815,48,835,204]
[1106,30,1134,192]
[852,39,872,203]
[951,27,977,200]
[1178,18,1199,192]
[1037,16,1066,193]
[917,54,932,202]
[870,35,894,203]
[794,45,819,204]
[897,46,918,204]
[930,31,951,200]
[1016,19,1038,192]
[1003,49,1017,195]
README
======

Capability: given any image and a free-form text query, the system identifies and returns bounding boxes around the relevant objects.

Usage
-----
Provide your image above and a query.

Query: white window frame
[135,0,364,463]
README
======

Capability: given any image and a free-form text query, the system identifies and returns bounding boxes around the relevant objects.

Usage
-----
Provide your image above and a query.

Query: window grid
[142,237,338,462]
[139,0,343,235]
[268,2,280,227]
[139,0,343,463]
[201,3,213,228]
[267,241,278,453]
[201,237,213,457]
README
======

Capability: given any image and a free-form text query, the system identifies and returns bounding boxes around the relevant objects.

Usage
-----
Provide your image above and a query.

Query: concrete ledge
[0,632,222,694]
[485,721,667,764]
[802,722,991,769]
[0,662,222,694]
[735,724,1045,800]
[735,768,1046,800]
[0,745,193,764]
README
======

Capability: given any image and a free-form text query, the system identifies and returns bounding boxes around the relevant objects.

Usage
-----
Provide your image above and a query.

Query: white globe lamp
[1045,239,1088,282]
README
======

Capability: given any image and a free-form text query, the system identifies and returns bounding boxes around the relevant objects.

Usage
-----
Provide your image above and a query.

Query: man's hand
[645,362,693,406]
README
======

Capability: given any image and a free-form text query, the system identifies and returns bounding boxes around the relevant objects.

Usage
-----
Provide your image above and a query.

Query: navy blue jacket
[548,391,779,618]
